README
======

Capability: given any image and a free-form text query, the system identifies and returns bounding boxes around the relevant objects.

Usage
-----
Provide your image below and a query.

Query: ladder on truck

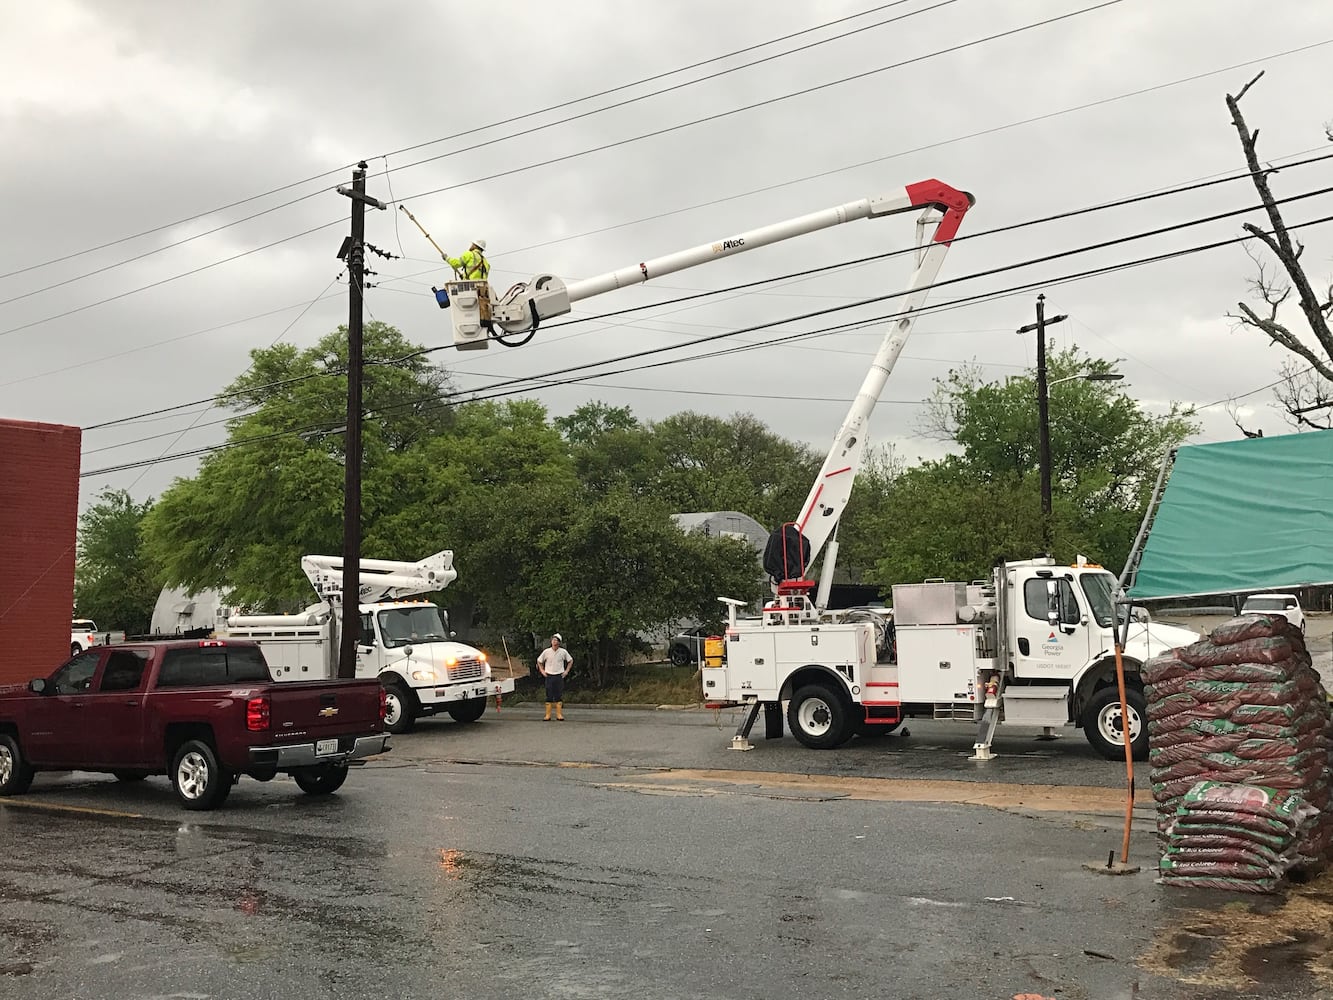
[1117,447,1177,594]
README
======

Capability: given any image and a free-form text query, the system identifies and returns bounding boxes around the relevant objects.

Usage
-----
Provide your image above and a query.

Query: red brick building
[0,419,81,685]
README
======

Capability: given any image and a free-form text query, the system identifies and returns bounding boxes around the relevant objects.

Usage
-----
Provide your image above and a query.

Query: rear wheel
[293,765,349,796]
[0,734,35,796]
[669,645,691,667]
[70,642,81,656]
[170,739,232,811]
[787,684,853,749]
[1083,686,1148,762]
[447,697,487,724]
[382,682,417,735]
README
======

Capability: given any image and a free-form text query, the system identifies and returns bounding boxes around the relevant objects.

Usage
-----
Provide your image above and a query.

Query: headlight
[410,670,437,682]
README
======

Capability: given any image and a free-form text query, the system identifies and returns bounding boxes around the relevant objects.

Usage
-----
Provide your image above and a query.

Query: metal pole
[338,163,369,679]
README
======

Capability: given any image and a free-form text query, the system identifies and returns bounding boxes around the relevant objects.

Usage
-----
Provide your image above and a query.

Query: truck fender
[378,669,410,690]
[1070,654,1143,724]
[778,664,856,705]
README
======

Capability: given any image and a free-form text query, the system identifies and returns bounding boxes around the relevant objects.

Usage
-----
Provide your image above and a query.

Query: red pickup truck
[0,638,389,810]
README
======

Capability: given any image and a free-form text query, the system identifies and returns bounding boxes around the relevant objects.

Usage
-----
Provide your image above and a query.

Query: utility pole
[336,162,386,678]
[1016,294,1066,553]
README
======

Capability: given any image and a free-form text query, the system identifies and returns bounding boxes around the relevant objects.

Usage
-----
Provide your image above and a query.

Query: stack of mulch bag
[1142,612,1333,892]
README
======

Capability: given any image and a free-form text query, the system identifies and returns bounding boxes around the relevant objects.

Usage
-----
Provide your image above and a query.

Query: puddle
[1141,871,1333,991]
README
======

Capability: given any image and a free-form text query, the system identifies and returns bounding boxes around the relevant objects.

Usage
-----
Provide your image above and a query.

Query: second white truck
[220,550,514,734]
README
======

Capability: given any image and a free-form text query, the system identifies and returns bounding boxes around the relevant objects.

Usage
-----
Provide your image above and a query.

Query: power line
[80,210,1333,479]
[389,2,1128,208]
[1,1,940,297]
[74,169,1333,439]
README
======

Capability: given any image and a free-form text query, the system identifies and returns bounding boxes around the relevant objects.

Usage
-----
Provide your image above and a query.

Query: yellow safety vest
[448,249,490,281]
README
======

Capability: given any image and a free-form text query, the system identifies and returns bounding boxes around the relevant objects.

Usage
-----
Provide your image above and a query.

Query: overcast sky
[3,0,1331,514]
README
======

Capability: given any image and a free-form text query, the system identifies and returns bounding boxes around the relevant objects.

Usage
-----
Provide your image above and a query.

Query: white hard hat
[472,238,487,251]
[552,633,562,642]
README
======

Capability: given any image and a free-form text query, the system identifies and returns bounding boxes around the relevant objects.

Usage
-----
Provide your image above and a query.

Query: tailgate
[266,679,382,738]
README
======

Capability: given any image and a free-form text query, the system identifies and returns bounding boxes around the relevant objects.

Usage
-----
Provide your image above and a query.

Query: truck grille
[449,658,484,682]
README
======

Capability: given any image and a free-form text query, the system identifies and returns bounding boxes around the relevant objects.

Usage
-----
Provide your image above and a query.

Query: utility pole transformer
[1017,294,1066,553]
[336,163,386,679]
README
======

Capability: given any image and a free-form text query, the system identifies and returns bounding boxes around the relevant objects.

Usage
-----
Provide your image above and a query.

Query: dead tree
[1225,72,1333,428]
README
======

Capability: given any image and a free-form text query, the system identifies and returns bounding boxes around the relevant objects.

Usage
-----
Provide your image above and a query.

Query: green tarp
[1128,429,1333,600]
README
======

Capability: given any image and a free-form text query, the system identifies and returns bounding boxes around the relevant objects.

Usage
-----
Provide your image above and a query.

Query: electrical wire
[0,1,943,295]
[79,209,1333,479]
[76,168,1333,439]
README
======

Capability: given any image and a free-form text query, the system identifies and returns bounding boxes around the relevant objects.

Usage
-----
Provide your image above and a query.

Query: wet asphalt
[1,707,1327,1000]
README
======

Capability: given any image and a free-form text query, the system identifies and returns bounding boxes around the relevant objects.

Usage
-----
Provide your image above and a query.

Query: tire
[71,642,82,656]
[787,684,853,749]
[170,739,232,811]
[293,765,349,796]
[669,644,691,667]
[447,697,487,724]
[113,770,148,782]
[382,682,417,735]
[0,734,35,796]
[1083,686,1149,762]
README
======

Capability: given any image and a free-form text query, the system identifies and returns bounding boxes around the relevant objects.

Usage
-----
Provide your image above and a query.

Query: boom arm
[301,551,458,607]
[445,180,973,350]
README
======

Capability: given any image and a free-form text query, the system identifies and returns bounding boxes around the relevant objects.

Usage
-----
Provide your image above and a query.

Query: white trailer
[221,550,513,734]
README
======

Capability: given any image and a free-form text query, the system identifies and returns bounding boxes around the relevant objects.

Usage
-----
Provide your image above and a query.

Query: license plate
[315,738,339,757]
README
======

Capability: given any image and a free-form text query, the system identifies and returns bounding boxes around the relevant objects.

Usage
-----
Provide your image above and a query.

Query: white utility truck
[421,176,1198,758]
[221,551,513,734]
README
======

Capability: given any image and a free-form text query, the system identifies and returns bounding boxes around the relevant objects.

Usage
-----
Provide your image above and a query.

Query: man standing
[537,633,573,722]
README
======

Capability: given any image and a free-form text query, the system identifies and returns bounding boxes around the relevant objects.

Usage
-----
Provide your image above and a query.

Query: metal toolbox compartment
[1001,686,1069,726]
[891,582,966,625]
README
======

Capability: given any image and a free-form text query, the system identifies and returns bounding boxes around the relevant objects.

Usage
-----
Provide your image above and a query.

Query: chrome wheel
[176,751,210,801]
[0,744,12,787]
[1097,699,1141,747]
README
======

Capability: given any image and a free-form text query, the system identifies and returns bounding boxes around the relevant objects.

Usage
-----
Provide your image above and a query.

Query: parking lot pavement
[4,708,1332,999]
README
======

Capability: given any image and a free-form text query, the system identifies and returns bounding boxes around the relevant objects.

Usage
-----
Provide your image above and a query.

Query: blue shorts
[545,674,565,702]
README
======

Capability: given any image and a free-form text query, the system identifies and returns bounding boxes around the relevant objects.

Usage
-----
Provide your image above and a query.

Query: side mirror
[449,631,458,639]
[28,678,47,695]
[1046,581,1060,626]
[402,645,414,658]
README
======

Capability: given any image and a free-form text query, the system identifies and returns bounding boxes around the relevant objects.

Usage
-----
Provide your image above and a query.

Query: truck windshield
[378,606,449,648]
[1079,573,1117,628]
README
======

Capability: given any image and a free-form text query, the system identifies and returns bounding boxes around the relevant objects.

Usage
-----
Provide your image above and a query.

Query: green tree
[868,349,1199,585]
[144,322,454,605]
[75,489,163,634]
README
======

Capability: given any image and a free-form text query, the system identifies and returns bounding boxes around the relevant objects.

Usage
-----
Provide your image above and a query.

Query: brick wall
[0,419,81,685]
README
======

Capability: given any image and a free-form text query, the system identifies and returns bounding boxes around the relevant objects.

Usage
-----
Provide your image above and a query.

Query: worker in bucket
[446,239,490,281]
[537,633,573,722]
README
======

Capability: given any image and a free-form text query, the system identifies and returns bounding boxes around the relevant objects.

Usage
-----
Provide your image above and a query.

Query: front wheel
[447,697,487,724]
[669,645,691,667]
[382,682,417,735]
[1083,686,1148,762]
[787,684,852,749]
[293,765,349,796]
[0,734,35,796]
[170,739,233,811]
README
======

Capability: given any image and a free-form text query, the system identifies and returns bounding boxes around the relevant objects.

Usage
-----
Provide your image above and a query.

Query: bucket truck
[220,551,513,734]
[424,178,1198,760]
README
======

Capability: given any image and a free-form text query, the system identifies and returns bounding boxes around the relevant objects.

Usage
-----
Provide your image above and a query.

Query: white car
[70,619,103,656]
[1240,593,1306,634]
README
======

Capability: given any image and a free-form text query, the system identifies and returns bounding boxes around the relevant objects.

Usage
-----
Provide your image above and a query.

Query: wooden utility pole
[336,162,386,678]
[1017,294,1066,553]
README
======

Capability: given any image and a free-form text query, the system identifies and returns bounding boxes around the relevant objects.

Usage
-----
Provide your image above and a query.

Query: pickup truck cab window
[51,651,100,694]
[156,646,272,688]
[99,650,150,692]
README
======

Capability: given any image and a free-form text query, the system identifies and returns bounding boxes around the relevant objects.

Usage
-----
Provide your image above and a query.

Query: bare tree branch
[1226,79,1333,362]
[1224,400,1264,438]
[1273,361,1333,431]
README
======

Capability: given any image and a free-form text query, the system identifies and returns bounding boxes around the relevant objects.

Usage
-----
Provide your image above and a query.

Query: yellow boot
[556,701,565,722]
[544,702,552,721]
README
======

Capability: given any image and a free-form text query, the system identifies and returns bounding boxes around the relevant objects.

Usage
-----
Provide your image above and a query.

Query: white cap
[552,633,562,642]
[472,238,487,251]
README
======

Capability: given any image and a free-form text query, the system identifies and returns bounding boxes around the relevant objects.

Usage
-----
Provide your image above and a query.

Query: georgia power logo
[1041,630,1062,655]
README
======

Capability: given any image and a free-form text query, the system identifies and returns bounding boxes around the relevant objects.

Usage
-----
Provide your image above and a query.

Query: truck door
[83,648,152,769]
[1013,576,1091,679]
[24,649,104,766]
[355,611,385,679]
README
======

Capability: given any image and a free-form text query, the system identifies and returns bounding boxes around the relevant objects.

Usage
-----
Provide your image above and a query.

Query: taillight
[246,695,270,732]
[378,687,388,722]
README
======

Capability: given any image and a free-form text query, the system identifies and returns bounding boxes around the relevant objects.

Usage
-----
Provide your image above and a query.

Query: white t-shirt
[537,646,573,676]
